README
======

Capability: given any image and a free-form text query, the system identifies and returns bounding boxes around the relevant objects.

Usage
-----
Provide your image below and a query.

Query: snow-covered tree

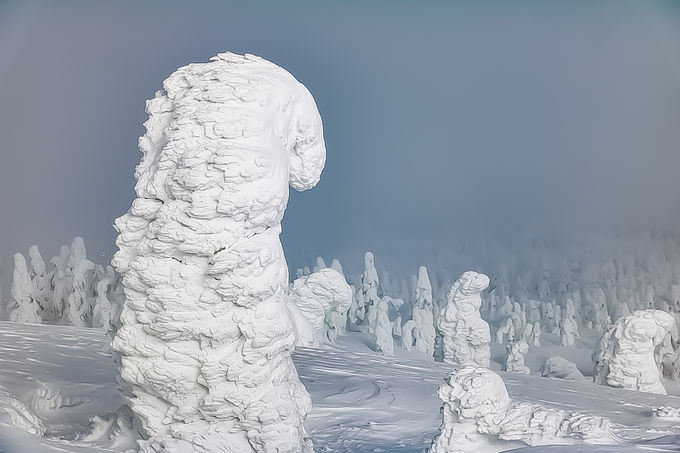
[67,237,95,327]
[594,309,675,395]
[503,339,530,374]
[560,298,578,347]
[9,253,41,323]
[111,52,325,452]
[411,266,435,356]
[350,251,380,331]
[373,297,394,356]
[92,266,115,328]
[329,258,344,278]
[49,245,72,323]
[28,245,49,319]
[287,268,353,345]
[437,271,491,367]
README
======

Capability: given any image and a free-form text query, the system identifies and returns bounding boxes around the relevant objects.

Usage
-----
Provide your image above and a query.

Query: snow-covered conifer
[438,271,491,367]
[111,53,325,452]
[9,253,41,323]
[412,266,435,356]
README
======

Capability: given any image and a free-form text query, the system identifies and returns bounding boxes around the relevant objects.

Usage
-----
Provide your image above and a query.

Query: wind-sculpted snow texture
[430,367,616,453]
[594,309,675,395]
[111,52,326,453]
[288,268,353,345]
[438,271,491,367]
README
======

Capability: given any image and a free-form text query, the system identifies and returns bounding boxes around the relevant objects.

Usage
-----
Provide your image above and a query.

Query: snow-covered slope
[2,322,680,452]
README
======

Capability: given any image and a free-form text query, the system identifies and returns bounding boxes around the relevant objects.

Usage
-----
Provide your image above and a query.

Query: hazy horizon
[1,0,679,287]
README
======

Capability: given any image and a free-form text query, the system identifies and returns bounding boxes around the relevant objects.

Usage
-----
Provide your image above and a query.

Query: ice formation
[594,309,675,395]
[438,271,491,367]
[540,356,588,383]
[430,366,616,453]
[411,266,435,356]
[503,339,530,374]
[9,253,41,323]
[111,52,326,452]
[287,268,353,345]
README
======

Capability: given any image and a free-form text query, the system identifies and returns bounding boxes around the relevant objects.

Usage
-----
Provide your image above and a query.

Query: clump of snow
[287,268,353,346]
[437,271,491,367]
[111,52,325,452]
[540,356,589,383]
[594,309,675,395]
[653,406,680,420]
[430,366,616,452]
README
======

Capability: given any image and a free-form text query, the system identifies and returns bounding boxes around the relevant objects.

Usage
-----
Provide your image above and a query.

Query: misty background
[0,1,679,288]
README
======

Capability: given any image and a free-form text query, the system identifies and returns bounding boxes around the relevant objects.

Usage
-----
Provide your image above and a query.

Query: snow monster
[112,53,325,452]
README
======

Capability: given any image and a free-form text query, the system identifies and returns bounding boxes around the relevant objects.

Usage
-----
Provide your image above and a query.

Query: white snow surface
[3,322,680,452]
[111,52,326,452]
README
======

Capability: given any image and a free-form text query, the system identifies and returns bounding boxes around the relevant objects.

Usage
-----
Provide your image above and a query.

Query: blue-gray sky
[0,0,679,285]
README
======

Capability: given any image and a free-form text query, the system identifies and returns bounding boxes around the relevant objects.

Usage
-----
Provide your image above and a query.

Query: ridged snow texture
[438,271,491,368]
[111,52,325,453]
[594,309,675,395]
[431,367,615,453]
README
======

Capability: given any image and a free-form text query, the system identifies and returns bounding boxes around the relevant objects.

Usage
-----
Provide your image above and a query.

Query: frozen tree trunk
[112,52,325,453]
[438,271,491,367]
[9,254,42,323]
[412,266,435,357]
[593,309,675,395]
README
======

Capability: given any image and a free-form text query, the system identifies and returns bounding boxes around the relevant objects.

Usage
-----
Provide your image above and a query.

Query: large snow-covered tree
[111,52,326,452]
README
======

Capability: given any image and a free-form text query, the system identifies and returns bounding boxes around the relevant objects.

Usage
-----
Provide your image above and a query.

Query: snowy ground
[2,322,680,452]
